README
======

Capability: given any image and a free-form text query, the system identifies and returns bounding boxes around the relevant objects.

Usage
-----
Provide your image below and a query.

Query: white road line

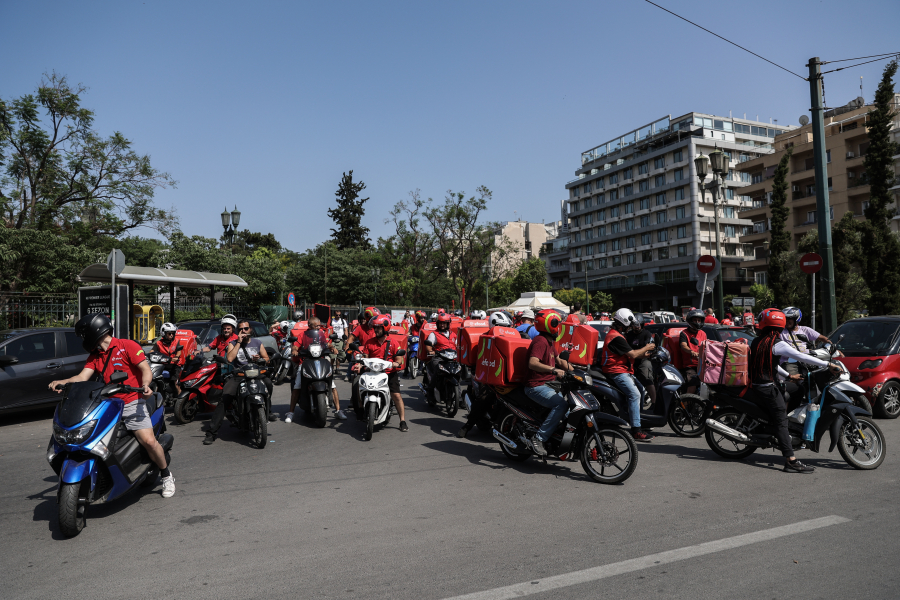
[442,515,850,600]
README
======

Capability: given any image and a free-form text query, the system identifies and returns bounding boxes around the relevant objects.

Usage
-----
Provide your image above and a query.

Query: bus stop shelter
[76,264,248,338]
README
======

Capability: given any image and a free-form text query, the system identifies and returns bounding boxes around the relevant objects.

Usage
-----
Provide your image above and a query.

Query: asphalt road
[2,374,899,600]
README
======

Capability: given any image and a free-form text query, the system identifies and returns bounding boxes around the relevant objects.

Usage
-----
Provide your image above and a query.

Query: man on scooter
[748,309,842,473]
[346,307,379,380]
[423,313,458,406]
[679,309,707,394]
[285,317,346,423]
[155,322,183,395]
[409,310,427,337]
[354,314,409,432]
[600,308,656,442]
[49,314,175,498]
[202,314,239,357]
[626,314,656,408]
[780,307,836,376]
[522,310,572,456]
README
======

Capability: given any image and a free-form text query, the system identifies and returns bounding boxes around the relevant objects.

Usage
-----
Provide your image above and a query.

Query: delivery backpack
[662,327,687,370]
[699,339,749,387]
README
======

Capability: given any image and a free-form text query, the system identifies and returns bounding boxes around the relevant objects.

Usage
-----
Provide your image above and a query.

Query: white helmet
[160,322,176,335]
[489,312,513,328]
[221,314,238,329]
[430,312,438,321]
[612,308,636,328]
[280,320,290,332]
[470,310,486,319]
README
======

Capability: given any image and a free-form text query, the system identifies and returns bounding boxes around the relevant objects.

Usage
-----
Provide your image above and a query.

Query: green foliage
[328,170,371,250]
[511,258,551,297]
[0,227,95,297]
[285,242,375,306]
[259,305,288,326]
[224,230,282,256]
[552,288,611,313]
[748,283,774,309]
[767,148,793,305]
[768,250,810,310]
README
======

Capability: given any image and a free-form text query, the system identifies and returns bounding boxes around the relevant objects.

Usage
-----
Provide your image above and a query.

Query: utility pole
[808,57,838,332]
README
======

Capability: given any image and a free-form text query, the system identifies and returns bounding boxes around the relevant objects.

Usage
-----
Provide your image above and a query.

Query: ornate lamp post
[221,205,241,250]
[695,149,727,320]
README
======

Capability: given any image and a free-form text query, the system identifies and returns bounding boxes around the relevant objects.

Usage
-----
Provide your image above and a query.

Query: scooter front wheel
[445,386,459,418]
[314,392,328,428]
[365,402,376,441]
[173,395,198,424]
[668,394,707,437]
[58,483,85,537]
[252,406,268,449]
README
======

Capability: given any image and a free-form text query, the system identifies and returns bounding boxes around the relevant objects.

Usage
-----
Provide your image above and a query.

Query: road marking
[442,515,850,600]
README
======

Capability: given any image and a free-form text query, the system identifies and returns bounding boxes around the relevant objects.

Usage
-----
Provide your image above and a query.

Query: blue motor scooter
[406,334,421,378]
[46,371,174,537]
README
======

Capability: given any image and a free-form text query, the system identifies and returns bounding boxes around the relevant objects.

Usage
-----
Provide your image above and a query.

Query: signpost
[287,292,296,307]
[106,249,125,330]
[800,253,823,331]
[696,255,716,310]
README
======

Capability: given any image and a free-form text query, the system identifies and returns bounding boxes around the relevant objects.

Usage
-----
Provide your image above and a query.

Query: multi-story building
[736,95,900,283]
[540,200,570,290]
[564,112,795,312]
[493,219,556,277]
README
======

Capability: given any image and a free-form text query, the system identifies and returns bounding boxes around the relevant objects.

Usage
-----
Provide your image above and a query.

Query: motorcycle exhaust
[492,429,519,451]
[705,419,750,443]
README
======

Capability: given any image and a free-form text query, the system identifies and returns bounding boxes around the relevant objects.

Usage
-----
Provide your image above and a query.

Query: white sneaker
[284,411,293,423]
[161,474,175,498]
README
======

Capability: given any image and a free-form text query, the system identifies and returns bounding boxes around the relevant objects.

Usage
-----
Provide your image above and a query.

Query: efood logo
[480,358,496,368]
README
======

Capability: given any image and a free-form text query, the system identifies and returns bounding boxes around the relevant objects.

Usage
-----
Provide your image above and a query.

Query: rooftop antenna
[860,76,864,101]
[744,113,746,119]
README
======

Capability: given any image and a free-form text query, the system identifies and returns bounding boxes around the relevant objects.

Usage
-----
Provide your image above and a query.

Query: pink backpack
[699,339,749,387]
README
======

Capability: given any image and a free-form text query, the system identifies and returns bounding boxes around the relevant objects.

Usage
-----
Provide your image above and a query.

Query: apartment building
[564,112,795,312]
[540,200,570,290]
[736,95,900,283]
[493,219,556,277]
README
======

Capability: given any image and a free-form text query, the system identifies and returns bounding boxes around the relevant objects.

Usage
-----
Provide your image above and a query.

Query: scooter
[214,356,271,448]
[172,355,225,424]
[47,371,173,537]
[295,333,338,427]
[271,337,294,385]
[422,348,463,417]
[354,349,407,441]
[147,344,182,409]
[406,334,421,379]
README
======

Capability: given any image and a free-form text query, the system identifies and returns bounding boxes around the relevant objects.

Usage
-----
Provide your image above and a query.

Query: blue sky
[3,0,898,253]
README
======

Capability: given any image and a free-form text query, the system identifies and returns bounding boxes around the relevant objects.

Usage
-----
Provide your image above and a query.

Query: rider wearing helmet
[522,310,572,456]
[355,314,409,431]
[600,309,657,442]
[284,316,345,424]
[202,314,239,357]
[346,307,380,380]
[779,307,835,376]
[423,313,458,405]
[749,309,842,473]
[489,311,514,328]
[49,314,175,498]
[515,309,539,340]
[410,310,428,337]
[154,322,184,394]
[625,314,656,408]
[513,311,525,327]
[679,309,707,394]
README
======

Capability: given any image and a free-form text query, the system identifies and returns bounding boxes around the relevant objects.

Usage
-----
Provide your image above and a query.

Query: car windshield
[713,328,755,343]
[832,321,900,357]
[590,324,611,337]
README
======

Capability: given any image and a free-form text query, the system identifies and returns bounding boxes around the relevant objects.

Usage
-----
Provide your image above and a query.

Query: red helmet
[364,306,380,320]
[437,313,452,323]
[758,308,786,330]
[534,310,563,336]
[370,314,391,330]
[415,310,427,321]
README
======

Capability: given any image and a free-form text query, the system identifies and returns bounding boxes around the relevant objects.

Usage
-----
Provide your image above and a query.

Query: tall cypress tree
[327,170,371,250]
[861,60,900,314]
[767,148,793,305]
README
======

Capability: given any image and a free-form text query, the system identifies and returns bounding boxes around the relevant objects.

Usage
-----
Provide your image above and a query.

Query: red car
[831,316,900,419]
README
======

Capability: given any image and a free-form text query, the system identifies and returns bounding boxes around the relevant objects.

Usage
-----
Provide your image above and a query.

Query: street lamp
[482,262,493,310]
[762,239,770,284]
[221,205,241,249]
[584,274,628,316]
[370,268,381,306]
[695,148,727,320]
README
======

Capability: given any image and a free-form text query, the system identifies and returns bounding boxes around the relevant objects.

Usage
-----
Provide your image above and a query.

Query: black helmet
[632,313,644,328]
[75,313,114,353]
[685,309,705,331]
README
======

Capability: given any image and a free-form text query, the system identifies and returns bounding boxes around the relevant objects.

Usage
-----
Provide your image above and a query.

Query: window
[609,172,619,184]
[673,168,683,182]
[675,206,685,219]
[610,222,620,233]
[597,209,606,221]
[639,162,649,175]
[2,332,56,363]
[598,241,607,253]
[755,271,768,285]
[677,225,687,238]
[585,243,594,255]
[626,236,636,248]
[654,156,666,169]
[584,260,593,270]
[673,149,683,162]
[624,202,634,214]
[656,192,667,206]
[826,149,831,163]
[724,244,738,256]
[609,206,619,218]
[625,219,635,231]
[573,247,582,257]
[658,247,669,259]
[640,215,650,227]
[641,233,651,245]
[639,180,650,192]
[655,174,666,187]
[608,189,618,201]
[624,168,633,179]
[626,253,636,265]
[724,206,735,218]
[674,187,685,201]
[572,187,579,197]
[641,250,653,262]
[656,211,667,224]
[657,230,668,242]
[753,221,766,234]
[723,225,736,237]
[584,197,592,209]
[599,258,608,268]
[740,171,751,183]
[583,183,591,194]
[597,225,606,237]
[571,216,580,228]
[613,256,622,267]
[806,211,817,224]
[734,123,751,134]
[584,212,593,225]
[639,198,650,210]
[584,228,594,239]
[677,244,687,257]
[624,184,633,197]
[611,239,621,251]
[573,232,581,242]
[64,332,86,357]
[725,188,734,200]
[597,193,605,204]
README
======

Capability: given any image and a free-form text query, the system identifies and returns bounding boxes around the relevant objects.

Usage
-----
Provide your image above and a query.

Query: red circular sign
[697,255,717,274]
[800,253,823,274]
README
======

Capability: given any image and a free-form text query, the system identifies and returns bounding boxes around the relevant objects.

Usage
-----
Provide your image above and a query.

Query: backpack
[662,327,687,370]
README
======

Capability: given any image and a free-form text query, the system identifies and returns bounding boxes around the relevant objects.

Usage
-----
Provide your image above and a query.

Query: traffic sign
[800,253,823,274]
[732,298,744,306]
[106,249,125,276]
[697,255,716,274]
[287,292,296,306]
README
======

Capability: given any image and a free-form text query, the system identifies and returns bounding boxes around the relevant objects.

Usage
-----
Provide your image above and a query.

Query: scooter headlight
[409,336,419,343]
[53,420,97,445]
[583,374,593,386]
[309,344,323,358]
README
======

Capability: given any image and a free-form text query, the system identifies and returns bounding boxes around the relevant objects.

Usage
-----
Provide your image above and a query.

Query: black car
[0,328,89,413]
[644,322,756,344]
[174,319,277,357]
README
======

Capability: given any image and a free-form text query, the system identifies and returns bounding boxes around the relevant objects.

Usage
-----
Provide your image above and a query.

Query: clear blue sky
[3,0,898,253]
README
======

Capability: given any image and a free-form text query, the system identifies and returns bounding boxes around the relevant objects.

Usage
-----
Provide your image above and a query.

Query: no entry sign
[697,255,716,274]
[800,253,823,274]
[287,292,296,306]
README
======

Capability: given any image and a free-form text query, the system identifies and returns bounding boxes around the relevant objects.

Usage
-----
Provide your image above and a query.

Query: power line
[643,0,807,80]
[821,54,900,74]
[822,52,900,65]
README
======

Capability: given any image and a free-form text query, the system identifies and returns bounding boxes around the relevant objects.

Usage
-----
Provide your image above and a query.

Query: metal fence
[0,297,79,330]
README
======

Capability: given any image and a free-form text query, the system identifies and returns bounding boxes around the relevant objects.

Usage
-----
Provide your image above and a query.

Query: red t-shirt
[679,329,708,369]
[209,334,238,357]
[526,335,556,388]
[409,322,426,337]
[85,337,147,403]
[292,327,331,364]
[704,315,719,324]
[352,324,376,347]
[362,336,400,374]
[154,338,179,358]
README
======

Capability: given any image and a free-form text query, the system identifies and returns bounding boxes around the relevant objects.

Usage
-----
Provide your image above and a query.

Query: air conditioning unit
[848,172,855,178]
[792,185,800,192]
[846,152,855,159]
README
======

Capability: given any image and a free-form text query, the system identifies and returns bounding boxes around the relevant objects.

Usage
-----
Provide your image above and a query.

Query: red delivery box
[387,328,409,369]
[662,327,687,370]
[173,329,198,366]
[458,322,489,367]
[554,323,599,366]
[474,328,531,386]
[417,323,437,362]
[290,321,309,339]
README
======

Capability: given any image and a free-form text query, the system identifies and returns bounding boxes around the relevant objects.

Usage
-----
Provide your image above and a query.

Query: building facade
[564,112,795,313]
[493,219,556,277]
[540,200,570,290]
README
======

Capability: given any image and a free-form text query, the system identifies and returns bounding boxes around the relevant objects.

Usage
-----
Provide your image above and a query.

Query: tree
[767,148,793,305]
[510,257,551,298]
[768,250,810,310]
[861,60,900,315]
[0,228,95,299]
[748,283,774,309]
[327,170,370,250]
[224,229,282,256]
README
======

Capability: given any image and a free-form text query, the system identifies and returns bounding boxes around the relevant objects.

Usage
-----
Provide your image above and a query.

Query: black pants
[747,384,793,458]
[425,361,438,399]
[209,376,273,434]
[463,389,491,430]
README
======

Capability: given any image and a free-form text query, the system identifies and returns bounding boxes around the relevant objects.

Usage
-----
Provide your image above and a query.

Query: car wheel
[875,381,900,419]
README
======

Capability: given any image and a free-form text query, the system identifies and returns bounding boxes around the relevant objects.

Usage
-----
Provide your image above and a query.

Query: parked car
[174,319,277,358]
[587,321,613,351]
[644,322,756,344]
[830,316,900,419]
[0,328,89,413]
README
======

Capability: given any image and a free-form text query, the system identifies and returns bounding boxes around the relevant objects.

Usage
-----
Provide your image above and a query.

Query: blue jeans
[608,373,644,428]
[524,385,568,442]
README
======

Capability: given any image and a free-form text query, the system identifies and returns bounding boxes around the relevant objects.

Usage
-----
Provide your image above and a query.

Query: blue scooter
[406,334,421,378]
[46,371,174,537]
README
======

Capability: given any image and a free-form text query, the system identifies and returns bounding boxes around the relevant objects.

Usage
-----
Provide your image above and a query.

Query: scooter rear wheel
[58,482,85,537]
[668,394,707,437]
[173,395,198,424]
[705,410,756,459]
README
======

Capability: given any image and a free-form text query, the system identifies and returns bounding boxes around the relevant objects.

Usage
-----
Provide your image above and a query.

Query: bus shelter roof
[76,264,248,288]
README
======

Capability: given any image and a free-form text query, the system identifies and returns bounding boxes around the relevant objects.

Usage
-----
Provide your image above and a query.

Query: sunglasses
[239,327,251,332]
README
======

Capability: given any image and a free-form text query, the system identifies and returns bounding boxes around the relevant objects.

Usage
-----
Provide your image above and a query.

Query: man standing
[331,310,348,369]
[704,308,719,324]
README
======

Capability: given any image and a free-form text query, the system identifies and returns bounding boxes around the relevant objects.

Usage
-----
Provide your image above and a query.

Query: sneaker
[284,412,293,423]
[161,474,176,498]
[400,420,409,432]
[334,409,347,421]
[202,432,216,445]
[632,429,654,442]
[784,459,815,473]
[456,425,470,439]
[530,436,548,456]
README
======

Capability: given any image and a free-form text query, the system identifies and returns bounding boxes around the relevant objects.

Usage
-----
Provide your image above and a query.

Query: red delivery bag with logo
[554,323,599,367]
[387,327,409,370]
[662,327,687,370]
[290,321,309,339]
[173,329,198,366]
[474,327,530,386]
[417,323,437,363]
[457,320,489,367]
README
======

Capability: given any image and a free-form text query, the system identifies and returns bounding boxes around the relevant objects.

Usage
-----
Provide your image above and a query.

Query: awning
[76,264,248,288]
[494,291,570,313]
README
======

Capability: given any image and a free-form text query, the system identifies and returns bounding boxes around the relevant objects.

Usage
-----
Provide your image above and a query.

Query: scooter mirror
[214,355,229,364]
[288,336,297,343]
[395,349,407,357]
[559,350,571,361]
[109,370,128,383]
[348,342,359,351]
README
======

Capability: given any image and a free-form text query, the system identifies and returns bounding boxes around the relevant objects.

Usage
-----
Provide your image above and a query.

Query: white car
[587,320,614,351]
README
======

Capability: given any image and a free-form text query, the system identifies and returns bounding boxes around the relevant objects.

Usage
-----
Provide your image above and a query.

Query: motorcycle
[489,367,638,484]
[705,336,886,470]
[214,356,270,448]
[785,335,872,413]
[271,337,294,385]
[295,333,338,428]
[352,347,407,441]
[147,344,182,409]
[47,371,174,537]
[172,355,225,424]
[406,334,421,379]
[423,348,463,417]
